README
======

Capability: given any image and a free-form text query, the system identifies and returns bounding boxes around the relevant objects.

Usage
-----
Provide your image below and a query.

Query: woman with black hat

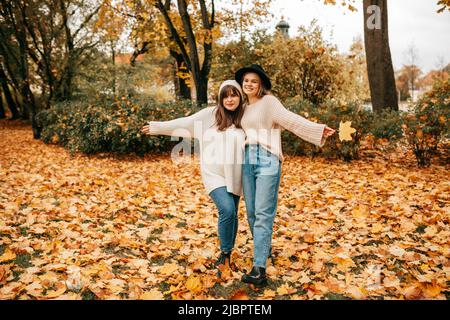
[235,64,336,286]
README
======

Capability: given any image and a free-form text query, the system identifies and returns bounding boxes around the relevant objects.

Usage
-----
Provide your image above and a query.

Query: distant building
[276,18,290,38]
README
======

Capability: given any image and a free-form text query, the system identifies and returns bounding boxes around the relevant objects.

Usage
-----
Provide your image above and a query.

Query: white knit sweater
[241,95,327,161]
[148,107,245,196]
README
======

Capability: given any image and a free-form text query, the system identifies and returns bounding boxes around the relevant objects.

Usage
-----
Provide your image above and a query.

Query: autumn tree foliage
[97,0,272,104]
[396,65,423,102]
[0,0,102,137]
[212,24,370,105]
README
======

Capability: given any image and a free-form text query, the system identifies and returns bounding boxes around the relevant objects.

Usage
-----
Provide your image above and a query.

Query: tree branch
[155,0,192,71]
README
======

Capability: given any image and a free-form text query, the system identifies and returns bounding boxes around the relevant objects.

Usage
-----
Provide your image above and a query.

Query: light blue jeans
[209,187,240,253]
[242,144,282,268]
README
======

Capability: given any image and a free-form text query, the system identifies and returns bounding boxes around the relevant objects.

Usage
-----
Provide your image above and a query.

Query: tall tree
[323,0,447,112]
[0,66,20,119]
[363,0,398,112]
[102,0,272,104]
[0,0,36,130]
[0,87,4,119]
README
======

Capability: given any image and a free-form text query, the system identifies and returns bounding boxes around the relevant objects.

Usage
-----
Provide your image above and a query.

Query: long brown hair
[215,85,245,131]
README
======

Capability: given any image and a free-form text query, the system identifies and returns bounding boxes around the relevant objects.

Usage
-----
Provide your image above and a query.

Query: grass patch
[12,269,24,281]
[364,239,384,246]
[150,256,168,266]
[159,282,172,300]
[444,291,450,300]
[324,292,351,300]
[19,227,28,236]
[176,221,187,228]
[209,280,247,299]
[415,225,427,234]
[81,288,97,300]
[14,253,33,268]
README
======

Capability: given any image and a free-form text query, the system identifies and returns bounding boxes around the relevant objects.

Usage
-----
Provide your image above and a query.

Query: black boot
[214,251,231,268]
[215,251,232,278]
[242,266,267,286]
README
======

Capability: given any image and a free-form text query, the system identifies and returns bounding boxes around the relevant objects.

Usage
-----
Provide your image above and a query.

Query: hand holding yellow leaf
[339,121,356,142]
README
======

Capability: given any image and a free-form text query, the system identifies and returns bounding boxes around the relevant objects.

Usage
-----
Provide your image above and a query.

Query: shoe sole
[242,277,268,287]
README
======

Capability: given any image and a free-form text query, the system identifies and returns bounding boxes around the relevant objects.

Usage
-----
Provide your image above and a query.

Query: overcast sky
[266,0,450,73]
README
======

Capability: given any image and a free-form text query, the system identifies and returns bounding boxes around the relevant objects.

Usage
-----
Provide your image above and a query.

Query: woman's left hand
[323,126,336,139]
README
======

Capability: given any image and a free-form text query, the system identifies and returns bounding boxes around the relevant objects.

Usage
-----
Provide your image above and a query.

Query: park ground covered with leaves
[0,120,448,300]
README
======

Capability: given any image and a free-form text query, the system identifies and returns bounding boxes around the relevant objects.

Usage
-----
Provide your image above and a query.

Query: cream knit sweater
[241,95,326,161]
[149,107,245,196]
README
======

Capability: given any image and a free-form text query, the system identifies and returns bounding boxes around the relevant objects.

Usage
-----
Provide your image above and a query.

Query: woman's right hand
[141,124,151,136]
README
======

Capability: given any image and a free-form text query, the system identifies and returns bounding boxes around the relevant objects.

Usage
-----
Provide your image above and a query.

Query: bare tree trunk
[0,67,20,119]
[363,0,398,113]
[0,89,5,119]
[111,40,116,96]
[177,0,205,104]
[170,50,191,100]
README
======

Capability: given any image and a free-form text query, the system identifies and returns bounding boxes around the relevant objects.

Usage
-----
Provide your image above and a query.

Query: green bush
[401,80,449,167]
[281,99,374,161]
[36,96,203,156]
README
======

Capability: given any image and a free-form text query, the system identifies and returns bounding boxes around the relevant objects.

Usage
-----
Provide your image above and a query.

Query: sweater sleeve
[148,107,213,139]
[267,96,326,147]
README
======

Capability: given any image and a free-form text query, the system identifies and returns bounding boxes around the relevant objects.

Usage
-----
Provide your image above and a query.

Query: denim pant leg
[231,195,240,248]
[242,145,282,268]
[242,162,256,237]
[254,146,282,268]
[253,167,281,267]
[209,187,240,253]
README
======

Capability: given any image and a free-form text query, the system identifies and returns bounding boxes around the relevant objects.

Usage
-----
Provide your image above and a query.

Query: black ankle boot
[242,266,267,286]
[214,251,231,268]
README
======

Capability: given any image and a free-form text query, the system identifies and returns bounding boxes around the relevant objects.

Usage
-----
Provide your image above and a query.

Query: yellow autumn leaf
[303,233,315,244]
[276,284,296,296]
[140,289,164,300]
[421,282,442,298]
[0,249,16,263]
[351,205,369,219]
[185,275,203,294]
[262,289,276,298]
[370,223,383,233]
[41,281,67,299]
[339,121,356,142]
[0,265,11,285]
[159,263,179,276]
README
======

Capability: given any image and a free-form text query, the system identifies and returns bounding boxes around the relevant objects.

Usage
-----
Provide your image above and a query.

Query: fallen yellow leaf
[0,249,16,263]
[185,275,203,294]
[140,289,164,300]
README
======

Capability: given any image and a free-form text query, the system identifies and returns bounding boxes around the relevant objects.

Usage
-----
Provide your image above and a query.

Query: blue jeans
[209,187,240,253]
[243,144,282,268]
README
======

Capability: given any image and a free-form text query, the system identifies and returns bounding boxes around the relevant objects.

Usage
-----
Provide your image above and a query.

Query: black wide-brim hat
[235,64,272,90]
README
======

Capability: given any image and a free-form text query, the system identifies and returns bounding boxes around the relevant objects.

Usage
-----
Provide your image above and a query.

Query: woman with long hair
[235,65,336,286]
[141,80,246,273]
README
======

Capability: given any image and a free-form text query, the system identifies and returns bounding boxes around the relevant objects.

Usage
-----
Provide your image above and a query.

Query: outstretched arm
[269,96,335,147]
[141,107,213,139]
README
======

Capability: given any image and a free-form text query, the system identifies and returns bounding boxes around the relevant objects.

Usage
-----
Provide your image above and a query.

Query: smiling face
[242,72,262,98]
[216,85,244,131]
[221,87,241,111]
